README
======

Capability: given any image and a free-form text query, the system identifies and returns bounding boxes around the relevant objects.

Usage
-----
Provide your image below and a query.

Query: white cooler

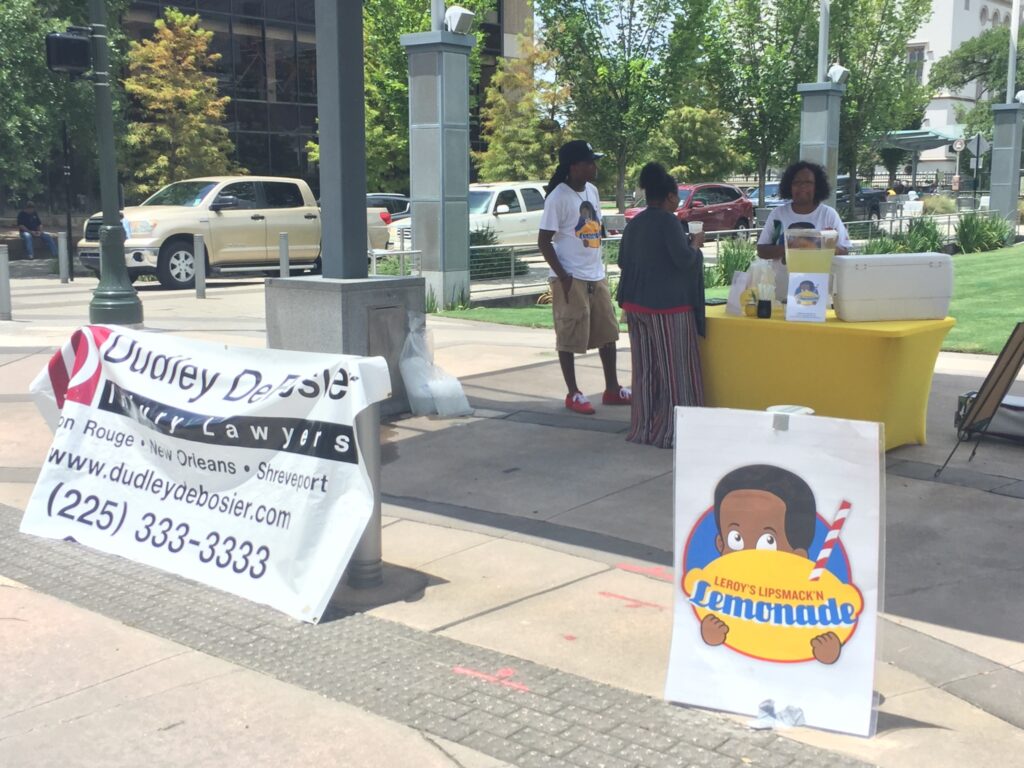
[831,252,953,322]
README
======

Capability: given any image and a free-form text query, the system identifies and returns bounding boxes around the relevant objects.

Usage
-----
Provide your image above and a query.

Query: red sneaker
[602,386,632,405]
[565,391,596,415]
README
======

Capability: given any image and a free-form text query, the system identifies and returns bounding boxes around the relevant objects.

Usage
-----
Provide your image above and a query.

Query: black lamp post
[85,0,142,324]
[47,3,142,324]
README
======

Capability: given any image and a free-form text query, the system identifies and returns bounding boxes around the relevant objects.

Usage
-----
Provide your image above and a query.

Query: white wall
[909,0,1021,169]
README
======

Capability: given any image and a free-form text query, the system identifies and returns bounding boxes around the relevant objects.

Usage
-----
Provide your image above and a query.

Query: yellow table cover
[698,306,955,450]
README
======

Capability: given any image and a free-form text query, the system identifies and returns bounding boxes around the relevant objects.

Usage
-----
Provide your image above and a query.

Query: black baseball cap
[558,140,604,166]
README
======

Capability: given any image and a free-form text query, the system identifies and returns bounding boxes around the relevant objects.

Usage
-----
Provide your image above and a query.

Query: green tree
[642,105,748,184]
[928,25,1023,140]
[698,0,818,204]
[0,1,64,196]
[535,0,681,210]
[475,21,567,182]
[307,0,493,192]
[121,8,237,199]
[0,1,131,207]
[830,0,931,196]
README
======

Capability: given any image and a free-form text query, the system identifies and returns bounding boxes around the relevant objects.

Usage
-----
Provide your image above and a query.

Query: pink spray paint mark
[451,665,530,692]
[615,563,674,582]
[598,591,667,611]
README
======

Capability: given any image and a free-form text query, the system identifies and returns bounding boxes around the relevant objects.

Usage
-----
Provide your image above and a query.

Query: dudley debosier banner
[666,407,883,737]
[20,325,390,623]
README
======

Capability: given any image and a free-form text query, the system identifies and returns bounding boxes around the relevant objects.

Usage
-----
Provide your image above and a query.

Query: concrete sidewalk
[2,269,1024,768]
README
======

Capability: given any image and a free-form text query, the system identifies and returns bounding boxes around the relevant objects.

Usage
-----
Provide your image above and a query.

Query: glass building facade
[124,2,521,193]
[126,1,319,189]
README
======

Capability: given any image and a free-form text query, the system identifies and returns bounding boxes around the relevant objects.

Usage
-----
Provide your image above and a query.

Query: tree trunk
[757,156,769,209]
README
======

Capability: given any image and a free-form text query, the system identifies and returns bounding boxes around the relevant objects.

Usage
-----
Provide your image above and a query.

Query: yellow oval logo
[683,550,863,663]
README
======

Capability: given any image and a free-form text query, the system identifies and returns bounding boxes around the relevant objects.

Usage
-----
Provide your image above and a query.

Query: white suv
[393,181,547,248]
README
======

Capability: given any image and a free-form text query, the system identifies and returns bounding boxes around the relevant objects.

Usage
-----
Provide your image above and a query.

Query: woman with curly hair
[616,162,705,448]
[756,161,851,294]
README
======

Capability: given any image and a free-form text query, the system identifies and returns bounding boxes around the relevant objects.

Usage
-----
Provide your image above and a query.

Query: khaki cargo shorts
[549,276,620,354]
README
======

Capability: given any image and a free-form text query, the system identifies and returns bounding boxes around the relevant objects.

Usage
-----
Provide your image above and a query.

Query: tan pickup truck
[77,175,390,289]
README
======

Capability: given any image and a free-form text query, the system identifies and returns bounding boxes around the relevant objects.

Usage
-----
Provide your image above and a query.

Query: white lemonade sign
[666,407,883,736]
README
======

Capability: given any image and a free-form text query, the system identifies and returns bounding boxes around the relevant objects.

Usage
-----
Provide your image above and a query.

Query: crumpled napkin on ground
[747,699,806,730]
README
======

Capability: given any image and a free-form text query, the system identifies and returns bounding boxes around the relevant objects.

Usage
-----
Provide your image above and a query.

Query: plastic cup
[688,221,703,235]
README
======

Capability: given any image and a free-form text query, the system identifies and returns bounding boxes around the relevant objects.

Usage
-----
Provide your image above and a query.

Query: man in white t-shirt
[538,140,631,415]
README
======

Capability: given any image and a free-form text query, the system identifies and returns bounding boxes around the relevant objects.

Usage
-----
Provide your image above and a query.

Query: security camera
[1015,89,1024,104]
[444,5,475,34]
[827,63,850,85]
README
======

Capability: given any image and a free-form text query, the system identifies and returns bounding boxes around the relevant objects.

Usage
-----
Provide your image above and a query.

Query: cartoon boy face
[715,489,809,559]
[703,465,841,664]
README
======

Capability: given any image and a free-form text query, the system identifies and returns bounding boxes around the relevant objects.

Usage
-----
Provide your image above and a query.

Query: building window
[908,45,926,84]
[233,18,268,100]
[981,6,989,23]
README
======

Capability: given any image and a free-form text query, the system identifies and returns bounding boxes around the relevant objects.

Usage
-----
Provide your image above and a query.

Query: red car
[620,182,754,233]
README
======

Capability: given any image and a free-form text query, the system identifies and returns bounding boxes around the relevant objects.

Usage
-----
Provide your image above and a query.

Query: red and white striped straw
[808,500,852,581]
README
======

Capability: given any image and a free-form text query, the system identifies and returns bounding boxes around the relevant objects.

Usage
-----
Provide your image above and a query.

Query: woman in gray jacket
[617,162,705,448]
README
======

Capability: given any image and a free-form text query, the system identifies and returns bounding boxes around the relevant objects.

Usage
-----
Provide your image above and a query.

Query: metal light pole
[817,0,830,82]
[1008,0,1020,105]
[87,0,143,325]
[62,122,74,281]
[798,0,843,208]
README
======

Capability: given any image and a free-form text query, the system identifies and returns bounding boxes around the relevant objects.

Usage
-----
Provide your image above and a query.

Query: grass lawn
[439,246,1024,356]
[945,244,1024,354]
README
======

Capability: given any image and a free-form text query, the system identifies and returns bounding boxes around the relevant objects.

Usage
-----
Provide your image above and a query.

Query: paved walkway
[2,266,1023,767]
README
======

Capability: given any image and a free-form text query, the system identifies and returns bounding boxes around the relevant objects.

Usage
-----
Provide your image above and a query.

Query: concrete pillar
[990,104,1024,225]
[401,31,473,309]
[314,0,368,278]
[798,82,846,208]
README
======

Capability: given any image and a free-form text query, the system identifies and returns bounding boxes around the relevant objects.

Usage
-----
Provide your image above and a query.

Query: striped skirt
[625,310,704,449]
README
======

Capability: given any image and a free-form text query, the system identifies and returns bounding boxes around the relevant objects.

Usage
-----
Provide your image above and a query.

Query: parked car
[392,181,547,248]
[367,193,410,220]
[835,176,885,221]
[621,182,754,233]
[78,176,325,289]
[746,181,787,209]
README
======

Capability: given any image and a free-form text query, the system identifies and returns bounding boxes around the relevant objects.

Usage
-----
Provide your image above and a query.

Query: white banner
[21,326,390,623]
[666,408,883,736]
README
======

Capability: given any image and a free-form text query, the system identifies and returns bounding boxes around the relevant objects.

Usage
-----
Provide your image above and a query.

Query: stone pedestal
[798,82,846,208]
[265,275,426,417]
[401,31,474,309]
[990,104,1024,225]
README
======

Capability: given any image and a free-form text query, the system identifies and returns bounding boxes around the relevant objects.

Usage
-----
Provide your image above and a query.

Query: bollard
[0,245,11,321]
[58,232,70,284]
[193,234,206,299]
[278,232,289,276]
[510,245,516,295]
[347,402,383,588]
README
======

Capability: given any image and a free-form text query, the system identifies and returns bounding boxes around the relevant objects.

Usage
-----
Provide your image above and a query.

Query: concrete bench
[0,232,29,260]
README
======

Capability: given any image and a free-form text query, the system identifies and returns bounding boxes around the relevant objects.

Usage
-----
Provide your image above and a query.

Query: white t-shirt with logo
[757,203,852,249]
[539,182,605,281]
[757,202,852,302]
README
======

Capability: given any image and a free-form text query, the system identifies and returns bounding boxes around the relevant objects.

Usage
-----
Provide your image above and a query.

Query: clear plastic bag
[399,313,437,416]
[398,312,472,418]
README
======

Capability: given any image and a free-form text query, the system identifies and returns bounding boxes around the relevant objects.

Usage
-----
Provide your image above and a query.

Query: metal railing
[462,209,1013,301]
[368,248,423,277]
